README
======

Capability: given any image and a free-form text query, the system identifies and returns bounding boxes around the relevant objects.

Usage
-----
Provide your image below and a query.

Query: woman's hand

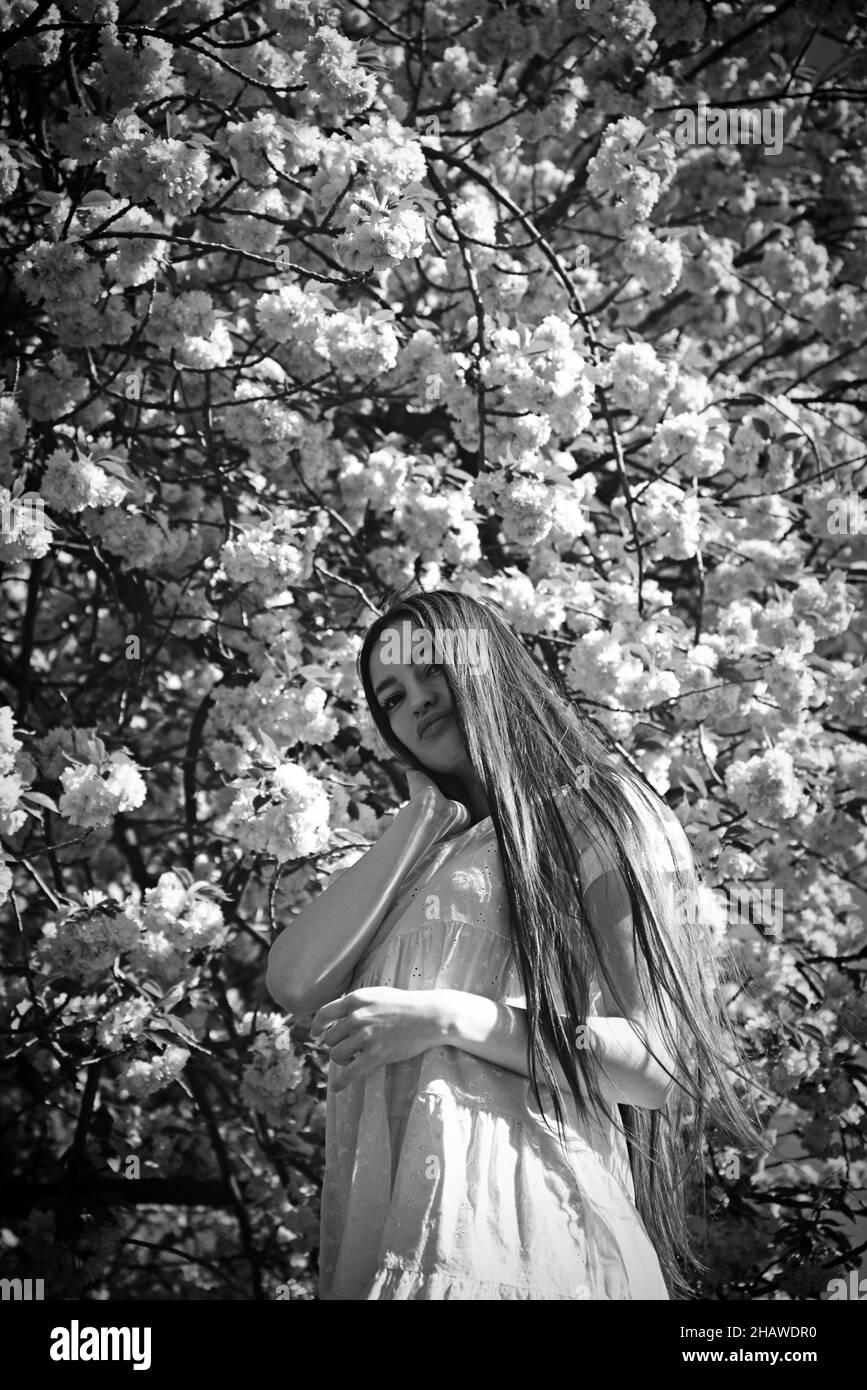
[310,986,446,1094]
[404,764,442,801]
[397,761,470,835]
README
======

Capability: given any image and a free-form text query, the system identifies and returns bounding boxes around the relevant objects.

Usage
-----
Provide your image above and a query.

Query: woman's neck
[461,778,491,825]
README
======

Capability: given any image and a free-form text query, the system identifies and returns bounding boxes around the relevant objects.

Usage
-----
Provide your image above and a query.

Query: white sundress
[317,791,673,1301]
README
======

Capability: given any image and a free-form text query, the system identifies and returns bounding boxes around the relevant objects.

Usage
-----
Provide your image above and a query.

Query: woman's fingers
[323,1015,360,1051]
[406,766,437,799]
[310,995,349,1035]
[328,1035,360,1064]
[313,1016,350,1048]
[331,1053,367,1092]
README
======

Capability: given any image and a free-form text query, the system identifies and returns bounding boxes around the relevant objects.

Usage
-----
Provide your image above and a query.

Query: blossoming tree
[1,0,865,1299]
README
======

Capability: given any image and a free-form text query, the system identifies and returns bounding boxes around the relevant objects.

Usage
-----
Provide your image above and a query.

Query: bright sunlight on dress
[318,796,671,1300]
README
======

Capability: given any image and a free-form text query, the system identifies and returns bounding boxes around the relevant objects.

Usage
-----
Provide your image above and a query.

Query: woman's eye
[381,666,443,713]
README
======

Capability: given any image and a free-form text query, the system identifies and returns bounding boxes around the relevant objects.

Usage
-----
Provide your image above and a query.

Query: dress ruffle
[360,1255,595,1302]
[354,914,524,998]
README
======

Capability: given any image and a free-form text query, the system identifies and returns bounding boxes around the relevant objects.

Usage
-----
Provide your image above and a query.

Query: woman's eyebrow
[374,674,402,699]
[374,657,433,699]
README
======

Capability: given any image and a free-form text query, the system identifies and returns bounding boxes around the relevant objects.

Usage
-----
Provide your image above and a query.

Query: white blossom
[59,751,147,828]
[120,1044,190,1099]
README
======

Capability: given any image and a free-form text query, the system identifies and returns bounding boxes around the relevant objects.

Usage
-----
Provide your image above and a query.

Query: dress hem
[323,1256,605,1301]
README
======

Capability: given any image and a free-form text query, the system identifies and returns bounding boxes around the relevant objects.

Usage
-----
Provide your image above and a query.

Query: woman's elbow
[638,1055,680,1109]
[265,959,335,1018]
[265,965,297,1013]
[640,1077,675,1110]
[635,1022,678,1110]
[594,1066,673,1111]
[266,943,308,1013]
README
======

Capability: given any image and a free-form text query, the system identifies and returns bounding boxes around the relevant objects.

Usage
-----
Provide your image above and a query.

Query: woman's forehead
[370,619,433,666]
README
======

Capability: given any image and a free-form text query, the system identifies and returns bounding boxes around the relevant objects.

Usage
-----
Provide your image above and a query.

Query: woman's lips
[421,713,452,738]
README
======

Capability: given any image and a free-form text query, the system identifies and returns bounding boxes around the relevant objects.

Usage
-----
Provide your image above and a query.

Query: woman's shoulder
[613,770,694,869]
[547,768,693,876]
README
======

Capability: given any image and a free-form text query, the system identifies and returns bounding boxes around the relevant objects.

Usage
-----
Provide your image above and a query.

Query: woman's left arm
[312,827,678,1107]
[435,844,679,1110]
[311,984,675,1108]
[432,990,674,1110]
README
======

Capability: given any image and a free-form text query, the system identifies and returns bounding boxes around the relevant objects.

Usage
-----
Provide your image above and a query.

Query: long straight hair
[357,583,766,1298]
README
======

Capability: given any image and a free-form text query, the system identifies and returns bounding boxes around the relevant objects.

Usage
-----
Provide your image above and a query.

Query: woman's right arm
[266,785,466,1017]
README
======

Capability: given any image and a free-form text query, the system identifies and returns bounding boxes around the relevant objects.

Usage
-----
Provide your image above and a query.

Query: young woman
[266,586,764,1300]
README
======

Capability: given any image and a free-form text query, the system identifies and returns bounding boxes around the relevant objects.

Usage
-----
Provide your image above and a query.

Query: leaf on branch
[149,1017,208,1050]
[679,765,709,798]
[159,981,187,1013]
[21,791,60,813]
[256,728,284,764]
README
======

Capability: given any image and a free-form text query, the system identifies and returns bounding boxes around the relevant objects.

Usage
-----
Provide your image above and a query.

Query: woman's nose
[411,693,436,716]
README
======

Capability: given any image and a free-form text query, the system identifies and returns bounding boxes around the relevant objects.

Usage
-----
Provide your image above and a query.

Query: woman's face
[368,621,471,777]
